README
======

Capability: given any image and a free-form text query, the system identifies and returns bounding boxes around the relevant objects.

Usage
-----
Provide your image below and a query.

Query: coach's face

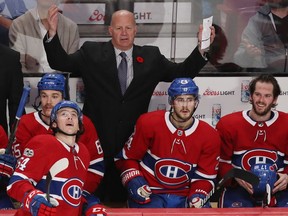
[109,10,137,51]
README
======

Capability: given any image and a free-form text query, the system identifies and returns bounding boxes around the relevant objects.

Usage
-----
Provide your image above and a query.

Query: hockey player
[115,78,221,208]
[0,126,9,173]
[7,100,107,215]
[217,74,288,207]
[12,73,104,201]
[0,125,17,209]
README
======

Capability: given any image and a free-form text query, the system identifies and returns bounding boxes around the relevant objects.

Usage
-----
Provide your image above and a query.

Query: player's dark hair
[249,74,281,108]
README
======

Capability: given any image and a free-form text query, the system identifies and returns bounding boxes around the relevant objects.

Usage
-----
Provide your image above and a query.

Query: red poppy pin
[136,56,144,63]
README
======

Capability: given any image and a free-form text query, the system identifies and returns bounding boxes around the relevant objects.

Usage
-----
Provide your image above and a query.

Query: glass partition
[57,0,287,75]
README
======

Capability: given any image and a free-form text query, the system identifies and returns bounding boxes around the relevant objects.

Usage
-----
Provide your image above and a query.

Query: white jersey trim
[219,158,231,164]
[165,112,177,134]
[87,169,104,176]
[164,111,199,136]
[140,160,155,176]
[242,110,279,127]
[57,139,80,154]
[90,157,104,165]
[194,170,217,179]
[34,112,50,130]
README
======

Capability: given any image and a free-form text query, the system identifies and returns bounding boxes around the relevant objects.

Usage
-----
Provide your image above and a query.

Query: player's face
[56,108,80,134]
[109,11,137,51]
[40,90,63,117]
[172,95,197,121]
[250,82,277,117]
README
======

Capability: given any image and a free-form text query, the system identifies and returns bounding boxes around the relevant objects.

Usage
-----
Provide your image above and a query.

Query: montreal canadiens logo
[154,159,192,187]
[61,178,84,207]
[241,149,277,170]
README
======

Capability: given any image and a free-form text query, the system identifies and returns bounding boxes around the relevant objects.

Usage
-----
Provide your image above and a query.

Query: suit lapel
[124,46,145,95]
[131,45,143,80]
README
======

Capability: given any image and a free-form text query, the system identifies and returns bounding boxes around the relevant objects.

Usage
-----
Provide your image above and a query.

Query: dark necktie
[118,52,127,95]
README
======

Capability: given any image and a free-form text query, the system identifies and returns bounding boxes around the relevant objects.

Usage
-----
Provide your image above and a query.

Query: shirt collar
[114,47,133,59]
[29,8,40,21]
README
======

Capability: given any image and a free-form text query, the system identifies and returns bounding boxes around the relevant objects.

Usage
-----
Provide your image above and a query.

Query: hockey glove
[82,190,107,216]
[188,193,210,208]
[0,150,17,178]
[121,169,152,204]
[23,189,58,216]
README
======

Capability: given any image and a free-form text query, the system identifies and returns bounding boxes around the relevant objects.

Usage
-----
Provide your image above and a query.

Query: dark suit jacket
[0,44,23,134]
[44,35,207,159]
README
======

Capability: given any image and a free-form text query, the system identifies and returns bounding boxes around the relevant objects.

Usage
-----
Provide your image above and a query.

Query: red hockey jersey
[115,110,220,197]
[13,111,104,193]
[7,134,90,216]
[217,110,288,180]
[0,125,8,149]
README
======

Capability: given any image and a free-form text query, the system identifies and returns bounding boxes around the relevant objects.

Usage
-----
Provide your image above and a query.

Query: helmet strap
[40,111,49,118]
[37,111,50,126]
[32,96,41,111]
[51,122,80,137]
[169,111,192,124]
[55,127,80,137]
